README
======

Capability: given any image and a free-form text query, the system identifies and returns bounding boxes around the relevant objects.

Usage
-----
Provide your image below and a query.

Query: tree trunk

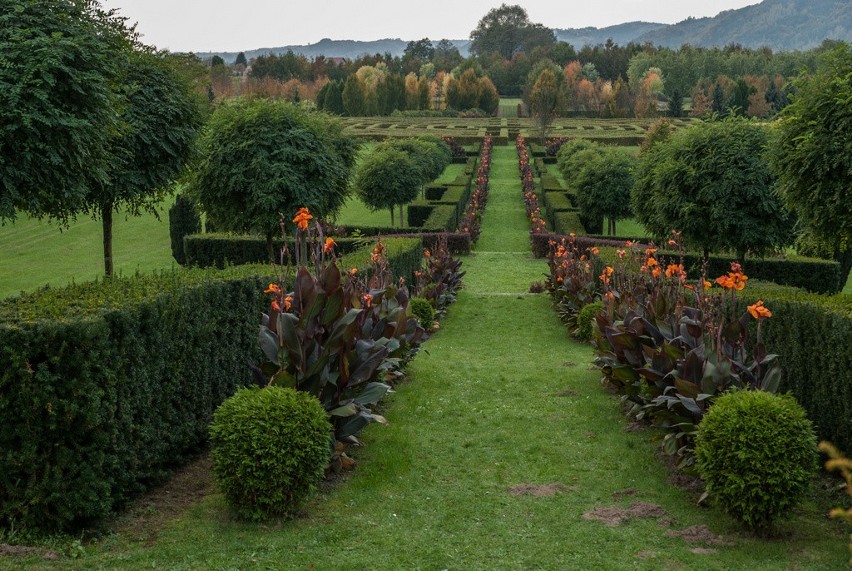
[102,202,114,277]
[399,204,405,228]
[266,232,275,264]
[389,207,395,227]
[703,247,710,261]
[737,248,746,262]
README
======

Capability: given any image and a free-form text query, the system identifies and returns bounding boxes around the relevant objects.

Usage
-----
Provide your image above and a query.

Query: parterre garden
[1,117,850,568]
[0,0,852,569]
[1,19,851,568]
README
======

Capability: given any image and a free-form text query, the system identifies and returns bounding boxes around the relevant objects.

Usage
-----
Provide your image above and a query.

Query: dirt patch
[556,388,579,397]
[666,525,732,546]
[0,543,58,560]
[629,501,668,518]
[611,488,638,499]
[111,452,214,544]
[561,361,577,367]
[636,550,656,559]
[508,483,577,497]
[583,501,668,527]
[583,506,631,527]
[625,421,645,432]
[690,547,718,555]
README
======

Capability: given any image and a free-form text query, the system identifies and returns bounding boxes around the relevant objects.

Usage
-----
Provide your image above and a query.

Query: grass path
[11,146,846,570]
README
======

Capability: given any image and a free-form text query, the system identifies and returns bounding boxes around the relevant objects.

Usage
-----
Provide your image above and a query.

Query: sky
[100,0,763,53]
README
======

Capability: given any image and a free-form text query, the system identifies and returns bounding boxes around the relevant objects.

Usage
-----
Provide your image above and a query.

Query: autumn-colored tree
[404,72,419,110]
[529,67,566,142]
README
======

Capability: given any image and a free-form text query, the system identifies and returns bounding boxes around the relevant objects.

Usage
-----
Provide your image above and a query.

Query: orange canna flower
[284,295,293,312]
[424,249,431,258]
[617,249,626,259]
[349,268,358,277]
[667,239,677,246]
[264,283,281,294]
[645,257,658,268]
[665,264,684,279]
[272,300,281,311]
[580,255,586,261]
[591,247,600,255]
[362,293,373,308]
[703,280,712,289]
[684,284,695,291]
[292,207,313,231]
[625,240,632,247]
[323,237,336,253]
[645,248,657,255]
[747,300,772,319]
[569,233,576,238]
[715,275,734,289]
[652,267,662,278]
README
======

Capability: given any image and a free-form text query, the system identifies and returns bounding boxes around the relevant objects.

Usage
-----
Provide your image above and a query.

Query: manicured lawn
[5,144,844,570]
[0,198,177,299]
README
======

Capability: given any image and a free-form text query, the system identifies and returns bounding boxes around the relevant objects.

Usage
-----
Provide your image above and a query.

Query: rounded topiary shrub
[409,297,435,327]
[576,301,604,341]
[695,390,817,530]
[209,386,331,521]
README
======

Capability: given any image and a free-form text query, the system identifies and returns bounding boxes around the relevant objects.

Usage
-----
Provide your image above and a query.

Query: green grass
[4,143,845,569]
[0,198,177,299]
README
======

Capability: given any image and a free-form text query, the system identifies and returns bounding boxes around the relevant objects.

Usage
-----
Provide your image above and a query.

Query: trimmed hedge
[407,204,435,228]
[667,252,843,295]
[425,184,449,200]
[543,191,575,212]
[423,205,458,231]
[184,234,363,269]
[0,270,263,531]
[553,210,585,236]
[734,290,852,452]
[0,238,422,531]
[168,194,201,265]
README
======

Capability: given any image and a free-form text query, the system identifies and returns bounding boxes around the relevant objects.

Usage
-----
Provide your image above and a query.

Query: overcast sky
[100,0,763,53]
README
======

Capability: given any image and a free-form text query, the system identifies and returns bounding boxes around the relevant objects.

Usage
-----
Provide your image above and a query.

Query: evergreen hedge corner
[168,194,201,265]
[0,276,262,531]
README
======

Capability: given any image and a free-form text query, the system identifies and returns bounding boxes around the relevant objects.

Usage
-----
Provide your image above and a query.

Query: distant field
[0,198,176,299]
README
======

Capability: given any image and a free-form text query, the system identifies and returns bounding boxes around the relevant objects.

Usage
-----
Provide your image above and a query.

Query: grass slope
[0,199,177,299]
[2,146,846,570]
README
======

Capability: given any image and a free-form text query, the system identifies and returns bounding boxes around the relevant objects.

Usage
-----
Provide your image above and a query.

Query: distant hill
[196,0,850,63]
[197,39,471,64]
[553,22,668,48]
[634,0,851,50]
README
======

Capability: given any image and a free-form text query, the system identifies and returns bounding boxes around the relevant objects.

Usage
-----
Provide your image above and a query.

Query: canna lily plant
[591,237,781,470]
[254,209,426,460]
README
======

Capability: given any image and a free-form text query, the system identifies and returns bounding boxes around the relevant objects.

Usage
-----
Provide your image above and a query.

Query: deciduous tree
[574,149,636,235]
[633,118,792,260]
[770,43,852,280]
[469,4,555,59]
[189,99,357,260]
[0,0,131,224]
[89,49,205,276]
